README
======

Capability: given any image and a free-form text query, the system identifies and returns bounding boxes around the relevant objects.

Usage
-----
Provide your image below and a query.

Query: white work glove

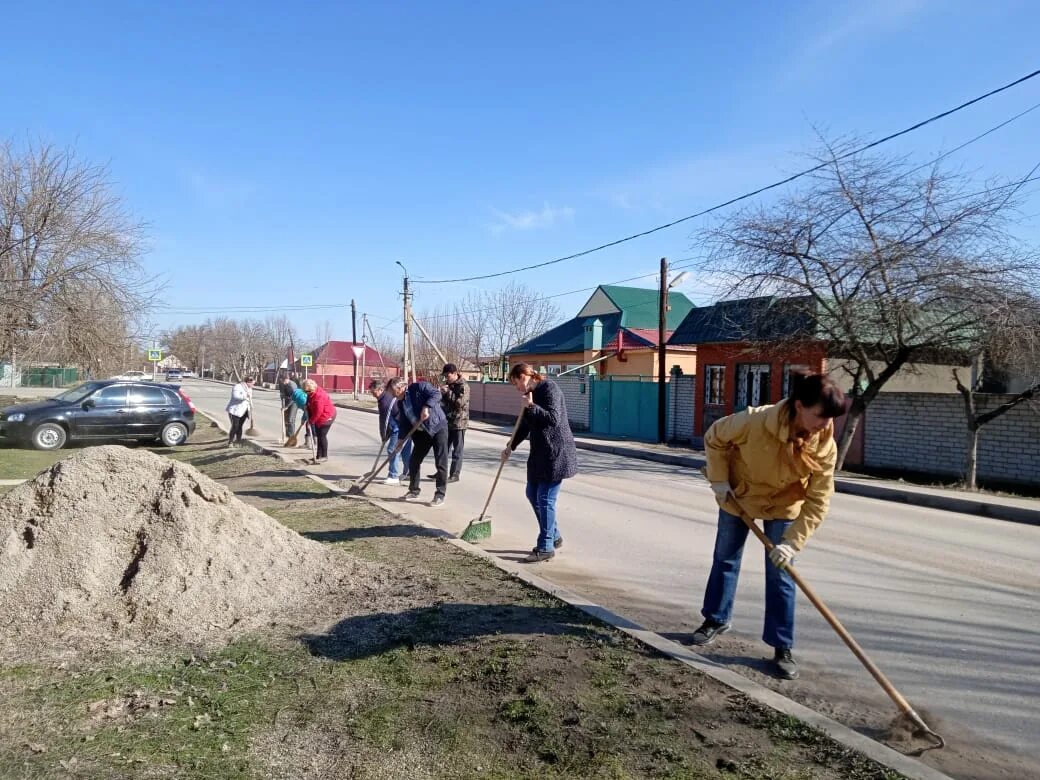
[710,481,734,505]
[500,447,512,462]
[769,543,797,570]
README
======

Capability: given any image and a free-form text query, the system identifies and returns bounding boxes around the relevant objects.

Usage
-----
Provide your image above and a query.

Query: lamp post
[657,259,689,443]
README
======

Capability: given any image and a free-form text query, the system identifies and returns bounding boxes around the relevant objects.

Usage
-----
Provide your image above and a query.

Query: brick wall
[555,375,590,430]
[863,392,1040,486]
[667,375,696,442]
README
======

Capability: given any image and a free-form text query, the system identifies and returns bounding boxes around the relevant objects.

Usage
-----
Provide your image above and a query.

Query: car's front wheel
[32,422,67,451]
[159,422,188,447]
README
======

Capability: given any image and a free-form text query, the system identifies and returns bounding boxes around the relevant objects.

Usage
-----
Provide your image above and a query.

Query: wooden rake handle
[476,401,527,522]
[357,417,423,490]
[732,499,944,751]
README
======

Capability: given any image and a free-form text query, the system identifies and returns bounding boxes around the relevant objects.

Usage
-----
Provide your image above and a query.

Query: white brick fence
[862,392,1040,487]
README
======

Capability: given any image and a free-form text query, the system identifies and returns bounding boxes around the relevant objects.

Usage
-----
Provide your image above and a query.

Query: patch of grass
[0,446,67,480]
[0,418,911,780]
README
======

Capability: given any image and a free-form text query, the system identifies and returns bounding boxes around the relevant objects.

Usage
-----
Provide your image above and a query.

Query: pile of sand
[0,446,384,659]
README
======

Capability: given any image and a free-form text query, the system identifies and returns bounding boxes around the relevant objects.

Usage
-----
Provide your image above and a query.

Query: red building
[298,341,400,393]
[668,296,827,436]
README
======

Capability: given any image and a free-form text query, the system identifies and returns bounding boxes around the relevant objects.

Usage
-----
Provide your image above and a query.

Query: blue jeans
[701,509,796,649]
[386,429,413,479]
[525,480,562,553]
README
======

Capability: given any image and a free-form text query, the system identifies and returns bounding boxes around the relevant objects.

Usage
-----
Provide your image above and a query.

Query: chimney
[583,318,603,352]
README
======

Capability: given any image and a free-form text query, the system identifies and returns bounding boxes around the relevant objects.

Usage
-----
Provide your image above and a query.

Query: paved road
[186,380,1039,779]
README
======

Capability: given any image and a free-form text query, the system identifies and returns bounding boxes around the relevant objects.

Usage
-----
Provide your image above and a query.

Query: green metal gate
[589,376,662,441]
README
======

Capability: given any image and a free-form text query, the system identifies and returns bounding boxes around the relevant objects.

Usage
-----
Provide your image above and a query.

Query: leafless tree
[456,289,492,368]
[486,282,562,369]
[0,141,158,378]
[697,138,1038,468]
[952,293,1040,489]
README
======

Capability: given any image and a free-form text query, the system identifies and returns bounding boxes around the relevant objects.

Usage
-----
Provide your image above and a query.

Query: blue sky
[5,1,1039,346]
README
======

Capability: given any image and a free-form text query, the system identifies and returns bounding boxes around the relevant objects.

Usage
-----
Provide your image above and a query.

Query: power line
[415,68,1040,285]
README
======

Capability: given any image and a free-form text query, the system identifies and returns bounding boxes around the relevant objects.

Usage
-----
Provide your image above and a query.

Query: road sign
[147,349,162,362]
[350,345,365,359]
[300,354,313,367]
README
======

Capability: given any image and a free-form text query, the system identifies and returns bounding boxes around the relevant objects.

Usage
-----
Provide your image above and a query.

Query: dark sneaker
[531,537,564,553]
[403,491,422,502]
[689,620,731,646]
[523,549,554,563]
[447,475,460,483]
[426,473,438,479]
[772,648,799,680]
[429,496,444,508]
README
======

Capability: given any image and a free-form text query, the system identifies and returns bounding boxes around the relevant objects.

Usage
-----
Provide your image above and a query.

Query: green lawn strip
[0,425,907,779]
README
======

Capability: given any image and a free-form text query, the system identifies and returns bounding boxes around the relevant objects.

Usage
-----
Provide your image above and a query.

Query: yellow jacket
[703,400,837,551]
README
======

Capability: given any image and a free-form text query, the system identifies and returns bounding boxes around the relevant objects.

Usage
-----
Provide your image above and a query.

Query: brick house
[507,284,698,377]
[668,296,825,437]
[295,341,400,393]
[669,295,969,461]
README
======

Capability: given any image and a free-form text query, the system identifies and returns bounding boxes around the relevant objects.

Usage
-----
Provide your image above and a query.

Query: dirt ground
[0,421,909,779]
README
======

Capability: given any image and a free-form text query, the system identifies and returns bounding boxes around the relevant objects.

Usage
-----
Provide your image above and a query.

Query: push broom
[345,418,423,496]
[460,400,526,543]
[731,497,945,753]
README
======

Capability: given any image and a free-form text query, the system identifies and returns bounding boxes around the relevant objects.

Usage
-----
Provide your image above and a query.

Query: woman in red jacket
[302,379,336,463]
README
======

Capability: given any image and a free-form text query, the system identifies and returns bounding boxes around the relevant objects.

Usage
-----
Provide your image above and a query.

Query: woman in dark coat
[501,363,578,562]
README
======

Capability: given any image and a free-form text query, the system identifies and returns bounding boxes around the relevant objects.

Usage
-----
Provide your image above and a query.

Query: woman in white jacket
[225,376,255,447]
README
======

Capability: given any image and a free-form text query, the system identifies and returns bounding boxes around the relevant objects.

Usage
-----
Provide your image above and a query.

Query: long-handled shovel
[460,401,526,543]
[732,499,945,753]
[346,418,423,496]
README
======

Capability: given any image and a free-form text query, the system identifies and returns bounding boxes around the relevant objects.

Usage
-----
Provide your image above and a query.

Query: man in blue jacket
[370,378,412,485]
[388,376,448,507]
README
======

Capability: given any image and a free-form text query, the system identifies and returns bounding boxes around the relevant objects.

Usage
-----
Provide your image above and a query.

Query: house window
[704,365,725,405]
[547,364,562,375]
[735,364,771,411]
[782,364,810,398]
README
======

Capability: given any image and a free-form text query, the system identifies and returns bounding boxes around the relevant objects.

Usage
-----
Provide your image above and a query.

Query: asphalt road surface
[186,380,1040,779]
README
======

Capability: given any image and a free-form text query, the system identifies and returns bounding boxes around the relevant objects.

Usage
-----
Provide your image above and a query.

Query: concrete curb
[329,401,1040,526]
[197,411,951,780]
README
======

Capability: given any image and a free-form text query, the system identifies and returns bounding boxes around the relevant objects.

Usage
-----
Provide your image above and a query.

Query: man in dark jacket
[370,379,412,485]
[389,377,449,507]
[278,374,298,438]
[430,363,469,483]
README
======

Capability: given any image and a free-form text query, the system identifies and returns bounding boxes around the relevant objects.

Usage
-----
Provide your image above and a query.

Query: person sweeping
[500,363,578,563]
[301,378,336,464]
[689,369,845,680]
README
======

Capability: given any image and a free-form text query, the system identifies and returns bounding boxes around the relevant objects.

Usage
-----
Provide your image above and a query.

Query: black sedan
[0,380,197,451]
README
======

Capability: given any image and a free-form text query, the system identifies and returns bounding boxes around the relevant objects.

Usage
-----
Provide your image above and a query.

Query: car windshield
[52,382,107,403]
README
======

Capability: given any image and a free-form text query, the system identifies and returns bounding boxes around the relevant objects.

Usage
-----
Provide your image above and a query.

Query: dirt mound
[0,446,383,659]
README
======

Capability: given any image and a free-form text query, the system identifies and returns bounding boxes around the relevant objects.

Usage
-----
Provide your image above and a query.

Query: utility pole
[657,257,668,444]
[360,313,368,397]
[351,298,359,399]
[397,261,414,383]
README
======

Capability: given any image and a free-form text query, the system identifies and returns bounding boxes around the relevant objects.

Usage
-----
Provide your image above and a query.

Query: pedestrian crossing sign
[147,349,162,361]
[300,354,313,367]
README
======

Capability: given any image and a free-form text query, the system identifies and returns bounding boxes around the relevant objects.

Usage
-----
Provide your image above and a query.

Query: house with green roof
[507,285,698,378]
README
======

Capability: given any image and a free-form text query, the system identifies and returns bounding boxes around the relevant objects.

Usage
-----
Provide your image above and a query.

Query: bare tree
[953,293,1040,489]
[486,282,562,369]
[457,289,491,368]
[0,141,157,378]
[697,138,1038,468]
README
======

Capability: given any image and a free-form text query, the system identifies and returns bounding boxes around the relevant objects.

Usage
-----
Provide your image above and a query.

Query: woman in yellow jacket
[690,370,846,680]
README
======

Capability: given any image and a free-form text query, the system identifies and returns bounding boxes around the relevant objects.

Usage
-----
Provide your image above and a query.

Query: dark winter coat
[440,379,470,430]
[508,379,578,484]
[279,379,298,406]
[377,392,401,440]
[394,381,448,436]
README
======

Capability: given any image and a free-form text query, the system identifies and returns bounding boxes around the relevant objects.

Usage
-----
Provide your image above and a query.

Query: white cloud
[489,202,575,234]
